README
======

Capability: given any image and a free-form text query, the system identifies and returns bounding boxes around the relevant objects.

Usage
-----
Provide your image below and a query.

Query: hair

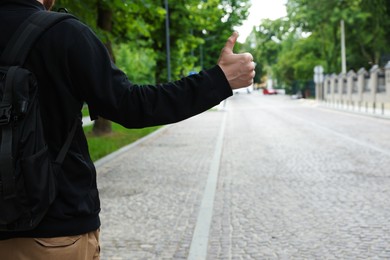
[43,0,55,10]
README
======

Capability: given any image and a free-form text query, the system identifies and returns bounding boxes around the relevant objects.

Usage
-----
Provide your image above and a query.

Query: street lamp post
[341,20,346,74]
[164,0,171,81]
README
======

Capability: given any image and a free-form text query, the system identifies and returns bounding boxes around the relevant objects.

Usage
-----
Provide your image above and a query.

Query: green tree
[346,0,390,67]
[115,44,156,84]
[54,0,250,82]
[286,0,390,72]
[243,18,290,84]
[53,0,250,133]
[244,0,390,96]
[200,0,251,70]
[152,0,220,82]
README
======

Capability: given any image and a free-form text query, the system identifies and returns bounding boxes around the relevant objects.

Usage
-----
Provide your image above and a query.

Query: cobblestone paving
[97,94,390,259]
[98,111,225,259]
[208,95,390,259]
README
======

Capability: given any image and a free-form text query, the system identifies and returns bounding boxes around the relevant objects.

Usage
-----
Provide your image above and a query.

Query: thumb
[223,31,239,54]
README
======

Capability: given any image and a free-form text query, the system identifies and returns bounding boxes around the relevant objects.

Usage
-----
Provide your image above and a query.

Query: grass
[81,104,222,162]
[82,105,90,118]
[83,123,161,162]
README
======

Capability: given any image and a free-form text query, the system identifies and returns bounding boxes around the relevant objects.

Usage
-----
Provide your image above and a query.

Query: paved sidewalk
[95,94,390,259]
[97,110,226,259]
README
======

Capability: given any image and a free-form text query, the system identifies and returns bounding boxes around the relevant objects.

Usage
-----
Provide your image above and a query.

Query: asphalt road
[97,92,390,259]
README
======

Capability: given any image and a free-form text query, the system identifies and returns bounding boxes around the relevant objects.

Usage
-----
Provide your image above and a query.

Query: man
[0,0,255,259]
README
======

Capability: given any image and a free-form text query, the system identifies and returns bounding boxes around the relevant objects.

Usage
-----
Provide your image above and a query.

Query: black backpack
[0,11,77,231]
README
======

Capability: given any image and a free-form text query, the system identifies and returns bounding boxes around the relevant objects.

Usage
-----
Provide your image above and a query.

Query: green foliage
[200,0,251,70]
[285,0,390,71]
[114,44,156,84]
[82,105,90,118]
[84,123,161,162]
[244,0,390,96]
[54,1,97,29]
[54,0,250,84]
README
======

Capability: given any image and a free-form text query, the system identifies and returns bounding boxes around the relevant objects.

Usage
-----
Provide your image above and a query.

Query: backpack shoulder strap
[0,11,75,65]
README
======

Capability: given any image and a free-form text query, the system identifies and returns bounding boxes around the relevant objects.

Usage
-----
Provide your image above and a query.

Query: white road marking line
[188,112,227,260]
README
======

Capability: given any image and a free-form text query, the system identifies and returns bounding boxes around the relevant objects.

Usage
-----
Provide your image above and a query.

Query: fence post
[338,73,346,107]
[330,73,337,105]
[369,65,379,113]
[314,65,324,101]
[346,70,355,108]
[386,61,390,100]
[357,68,367,110]
[324,75,330,102]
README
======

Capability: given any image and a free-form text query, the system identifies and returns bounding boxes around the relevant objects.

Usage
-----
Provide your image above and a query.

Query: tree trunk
[92,117,112,136]
[92,1,114,136]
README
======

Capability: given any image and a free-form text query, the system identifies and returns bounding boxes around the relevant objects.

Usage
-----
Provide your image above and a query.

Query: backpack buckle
[0,104,12,125]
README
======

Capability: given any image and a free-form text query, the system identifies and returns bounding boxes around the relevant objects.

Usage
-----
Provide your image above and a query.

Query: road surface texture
[97,93,390,259]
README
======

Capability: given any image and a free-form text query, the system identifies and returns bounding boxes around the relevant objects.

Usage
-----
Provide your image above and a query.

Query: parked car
[263,88,277,95]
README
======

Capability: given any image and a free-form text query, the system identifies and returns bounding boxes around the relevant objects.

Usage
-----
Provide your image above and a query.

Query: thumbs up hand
[217,32,255,89]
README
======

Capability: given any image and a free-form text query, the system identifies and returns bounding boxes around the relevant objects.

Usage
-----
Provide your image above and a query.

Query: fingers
[235,53,255,70]
[222,31,239,55]
[227,57,255,89]
[251,61,256,70]
[237,56,256,87]
[217,32,255,89]
[240,68,256,87]
[240,52,254,63]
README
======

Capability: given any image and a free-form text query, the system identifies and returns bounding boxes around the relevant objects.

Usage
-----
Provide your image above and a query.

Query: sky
[235,0,288,43]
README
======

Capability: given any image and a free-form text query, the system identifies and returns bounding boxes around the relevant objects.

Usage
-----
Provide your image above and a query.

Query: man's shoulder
[50,13,90,34]
[39,13,100,49]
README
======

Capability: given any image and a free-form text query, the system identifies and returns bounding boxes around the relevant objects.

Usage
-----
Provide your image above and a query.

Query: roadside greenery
[54,0,250,84]
[54,0,250,135]
[53,1,390,158]
[84,123,161,162]
[81,105,160,162]
[243,0,390,96]
[81,105,89,118]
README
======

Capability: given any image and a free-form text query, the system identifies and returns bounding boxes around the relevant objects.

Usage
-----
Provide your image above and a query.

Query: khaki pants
[0,229,100,260]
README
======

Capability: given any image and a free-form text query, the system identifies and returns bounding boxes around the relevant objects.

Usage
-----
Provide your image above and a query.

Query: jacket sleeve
[68,25,232,128]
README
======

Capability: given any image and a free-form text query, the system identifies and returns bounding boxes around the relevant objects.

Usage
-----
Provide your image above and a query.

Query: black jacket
[0,0,232,239]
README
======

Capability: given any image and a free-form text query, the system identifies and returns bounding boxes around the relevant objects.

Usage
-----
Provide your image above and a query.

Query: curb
[94,125,170,169]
